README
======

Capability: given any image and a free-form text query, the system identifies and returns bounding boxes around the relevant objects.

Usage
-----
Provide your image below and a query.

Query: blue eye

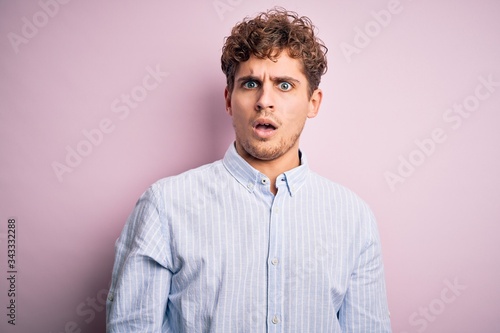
[243,81,258,89]
[278,82,292,91]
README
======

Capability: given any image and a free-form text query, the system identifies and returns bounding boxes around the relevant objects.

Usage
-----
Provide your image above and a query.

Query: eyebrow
[236,75,301,85]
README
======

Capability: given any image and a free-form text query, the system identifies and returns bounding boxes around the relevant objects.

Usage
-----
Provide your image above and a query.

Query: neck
[235,144,300,195]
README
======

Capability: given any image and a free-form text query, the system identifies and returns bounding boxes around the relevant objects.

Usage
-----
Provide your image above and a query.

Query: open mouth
[255,123,276,131]
[253,119,278,138]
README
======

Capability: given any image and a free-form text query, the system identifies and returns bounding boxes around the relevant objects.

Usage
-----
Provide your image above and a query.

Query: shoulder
[137,160,227,205]
[308,171,370,205]
[149,159,225,193]
[305,171,376,225]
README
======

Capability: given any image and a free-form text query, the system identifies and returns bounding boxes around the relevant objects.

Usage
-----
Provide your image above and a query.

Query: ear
[224,87,232,116]
[307,88,322,118]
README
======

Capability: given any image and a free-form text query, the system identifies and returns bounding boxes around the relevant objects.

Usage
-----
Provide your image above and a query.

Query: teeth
[256,122,275,128]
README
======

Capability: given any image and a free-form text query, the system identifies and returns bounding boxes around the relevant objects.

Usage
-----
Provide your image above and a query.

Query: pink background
[1,0,499,332]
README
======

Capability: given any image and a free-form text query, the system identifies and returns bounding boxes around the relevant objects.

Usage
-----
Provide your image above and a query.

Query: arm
[338,211,392,332]
[106,186,173,333]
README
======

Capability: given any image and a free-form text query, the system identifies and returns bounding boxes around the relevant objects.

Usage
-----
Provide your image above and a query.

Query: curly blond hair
[221,7,328,97]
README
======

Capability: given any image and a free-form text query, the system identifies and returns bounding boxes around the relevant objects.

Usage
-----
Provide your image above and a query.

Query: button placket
[267,187,285,330]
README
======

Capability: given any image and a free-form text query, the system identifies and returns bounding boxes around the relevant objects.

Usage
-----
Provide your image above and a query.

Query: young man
[107,8,391,332]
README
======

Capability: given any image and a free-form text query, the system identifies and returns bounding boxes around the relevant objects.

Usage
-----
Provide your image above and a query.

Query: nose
[255,83,274,111]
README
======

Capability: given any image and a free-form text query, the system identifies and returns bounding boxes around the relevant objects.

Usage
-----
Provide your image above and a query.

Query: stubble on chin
[236,132,301,162]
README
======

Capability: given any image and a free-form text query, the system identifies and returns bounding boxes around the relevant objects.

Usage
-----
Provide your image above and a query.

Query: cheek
[231,97,253,121]
[232,91,255,107]
[282,103,310,125]
[231,108,249,129]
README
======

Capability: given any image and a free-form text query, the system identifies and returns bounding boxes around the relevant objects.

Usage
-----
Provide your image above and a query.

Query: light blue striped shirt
[107,143,391,332]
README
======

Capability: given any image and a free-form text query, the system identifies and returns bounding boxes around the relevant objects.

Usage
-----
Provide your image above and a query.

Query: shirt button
[272,315,280,324]
[107,293,114,301]
[261,178,268,184]
[271,258,279,265]
[247,183,253,189]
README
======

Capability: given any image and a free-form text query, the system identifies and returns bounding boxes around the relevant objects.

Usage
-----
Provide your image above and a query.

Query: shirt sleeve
[106,185,173,333]
[338,209,392,333]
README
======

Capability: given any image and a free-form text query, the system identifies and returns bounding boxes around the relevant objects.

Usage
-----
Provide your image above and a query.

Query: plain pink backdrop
[1,0,499,332]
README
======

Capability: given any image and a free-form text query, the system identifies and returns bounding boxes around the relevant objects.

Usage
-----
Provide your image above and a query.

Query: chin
[246,143,286,161]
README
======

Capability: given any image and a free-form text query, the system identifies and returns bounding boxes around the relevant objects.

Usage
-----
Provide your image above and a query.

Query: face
[225,52,322,166]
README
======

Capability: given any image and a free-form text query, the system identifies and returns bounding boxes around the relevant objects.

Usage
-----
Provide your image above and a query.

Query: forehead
[235,53,305,79]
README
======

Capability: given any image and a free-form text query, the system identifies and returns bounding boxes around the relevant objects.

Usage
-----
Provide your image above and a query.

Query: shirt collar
[222,142,309,196]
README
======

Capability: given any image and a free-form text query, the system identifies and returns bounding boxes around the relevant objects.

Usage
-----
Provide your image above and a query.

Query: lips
[252,118,278,138]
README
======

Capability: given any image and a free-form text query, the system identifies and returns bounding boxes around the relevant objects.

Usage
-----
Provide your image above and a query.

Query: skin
[224,51,323,194]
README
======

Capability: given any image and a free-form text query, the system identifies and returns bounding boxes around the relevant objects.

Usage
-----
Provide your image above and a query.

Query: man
[107,8,391,332]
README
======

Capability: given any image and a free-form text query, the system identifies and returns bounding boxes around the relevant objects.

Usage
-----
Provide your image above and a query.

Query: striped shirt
[106,143,391,332]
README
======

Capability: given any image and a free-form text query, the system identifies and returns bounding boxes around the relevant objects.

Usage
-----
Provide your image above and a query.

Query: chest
[165,191,359,299]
